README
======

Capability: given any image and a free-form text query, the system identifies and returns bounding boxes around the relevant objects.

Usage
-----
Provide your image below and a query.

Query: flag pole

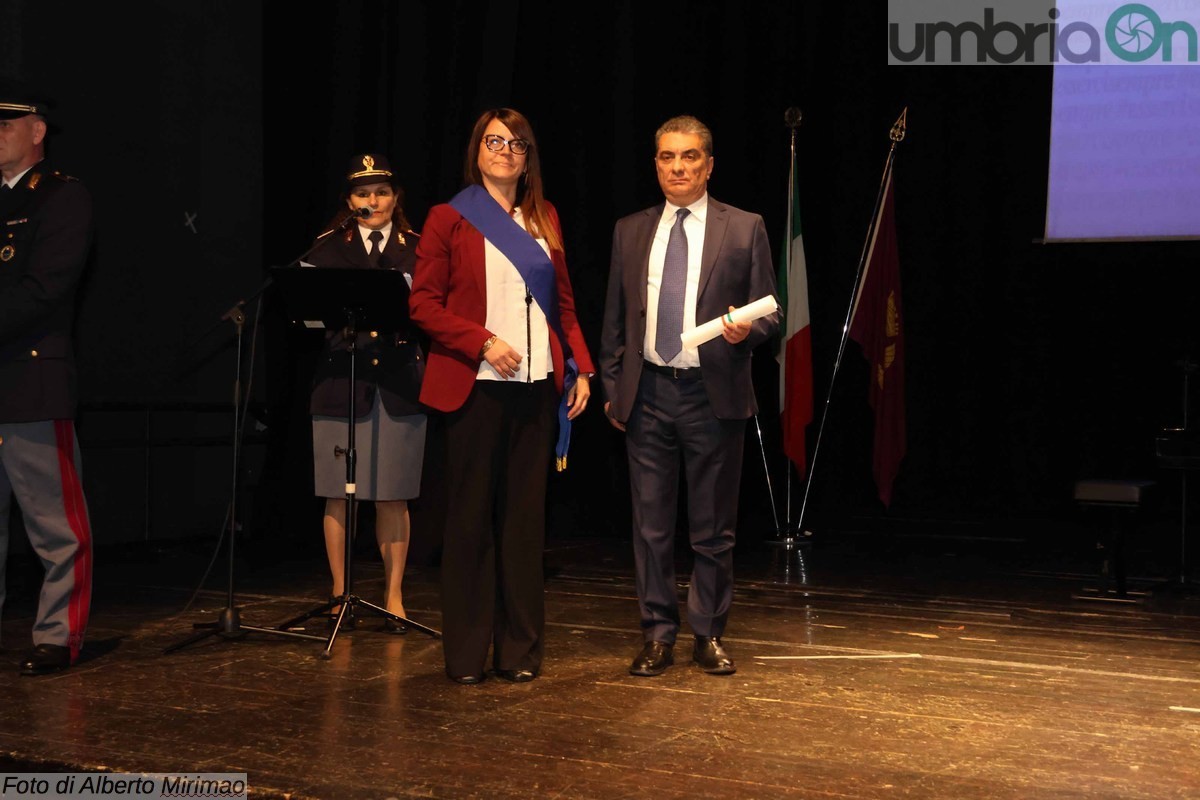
[767,107,806,548]
[749,111,802,544]
[792,108,908,540]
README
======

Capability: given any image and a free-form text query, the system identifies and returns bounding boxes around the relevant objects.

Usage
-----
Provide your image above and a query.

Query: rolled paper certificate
[680,296,780,349]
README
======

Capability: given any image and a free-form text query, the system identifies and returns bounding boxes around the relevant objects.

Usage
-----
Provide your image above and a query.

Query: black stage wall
[4,1,264,544]
[263,2,1200,553]
[7,2,1200,558]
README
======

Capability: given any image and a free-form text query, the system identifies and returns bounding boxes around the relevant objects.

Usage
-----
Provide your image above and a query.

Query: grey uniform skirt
[312,394,426,501]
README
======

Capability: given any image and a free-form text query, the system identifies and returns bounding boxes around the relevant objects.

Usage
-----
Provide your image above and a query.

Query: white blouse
[476,207,552,383]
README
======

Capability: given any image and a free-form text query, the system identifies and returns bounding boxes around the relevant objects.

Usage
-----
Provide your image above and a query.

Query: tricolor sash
[450,184,579,470]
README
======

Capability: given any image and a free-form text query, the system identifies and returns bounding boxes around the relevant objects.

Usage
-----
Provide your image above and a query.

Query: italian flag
[777,148,813,476]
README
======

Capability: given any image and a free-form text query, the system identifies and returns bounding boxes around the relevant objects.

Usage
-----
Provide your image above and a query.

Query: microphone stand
[164,290,326,653]
[266,227,440,656]
[1153,356,1198,597]
[163,209,387,655]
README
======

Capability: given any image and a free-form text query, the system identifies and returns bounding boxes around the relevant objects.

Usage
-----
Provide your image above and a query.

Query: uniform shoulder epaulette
[51,171,79,182]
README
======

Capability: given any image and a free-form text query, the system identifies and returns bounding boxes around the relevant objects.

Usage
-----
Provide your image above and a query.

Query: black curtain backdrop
[9,2,1199,555]
[264,1,1200,555]
[5,1,264,544]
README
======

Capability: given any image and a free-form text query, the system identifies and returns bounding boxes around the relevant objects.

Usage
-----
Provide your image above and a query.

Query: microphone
[314,207,375,241]
[339,207,373,228]
[784,107,803,129]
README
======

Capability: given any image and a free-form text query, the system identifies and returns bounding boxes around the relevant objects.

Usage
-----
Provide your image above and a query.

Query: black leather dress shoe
[19,644,71,676]
[629,640,674,676]
[449,673,485,685]
[495,668,537,683]
[692,636,736,675]
[382,617,408,635]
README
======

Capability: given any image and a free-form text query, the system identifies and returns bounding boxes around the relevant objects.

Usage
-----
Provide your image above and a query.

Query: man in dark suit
[0,86,94,675]
[601,115,778,677]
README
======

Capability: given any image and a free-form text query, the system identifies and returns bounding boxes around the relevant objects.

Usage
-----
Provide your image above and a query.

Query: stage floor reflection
[1,530,1198,799]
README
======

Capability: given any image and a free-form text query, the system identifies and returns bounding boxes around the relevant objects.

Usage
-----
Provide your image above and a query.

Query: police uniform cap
[0,80,50,121]
[346,153,394,187]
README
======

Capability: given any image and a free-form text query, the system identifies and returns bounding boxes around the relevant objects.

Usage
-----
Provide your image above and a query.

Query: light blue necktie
[655,208,690,363]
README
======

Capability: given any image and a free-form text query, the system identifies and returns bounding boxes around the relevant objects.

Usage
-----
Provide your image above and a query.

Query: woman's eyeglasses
[483,134,530,155]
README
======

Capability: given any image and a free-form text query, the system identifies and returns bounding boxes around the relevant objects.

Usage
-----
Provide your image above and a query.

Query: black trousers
[439,379,555,677]
[625,369,745,645]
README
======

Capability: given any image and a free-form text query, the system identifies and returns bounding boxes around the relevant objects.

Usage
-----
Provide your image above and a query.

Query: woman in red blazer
[410,108,594,685]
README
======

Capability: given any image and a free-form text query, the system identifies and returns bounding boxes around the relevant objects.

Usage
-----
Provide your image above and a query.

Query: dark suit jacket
[307,225,425,418]
[600,196,779,422]
[0,164,94,422]
[410,200,595,413]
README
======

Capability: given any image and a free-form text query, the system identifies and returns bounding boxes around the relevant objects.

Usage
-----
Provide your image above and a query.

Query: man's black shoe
[692,636,736,675]
[629,641,674,676]
[19,644,71,676]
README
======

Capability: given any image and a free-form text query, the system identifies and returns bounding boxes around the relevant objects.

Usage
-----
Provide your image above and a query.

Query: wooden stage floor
[1,530,1198,799]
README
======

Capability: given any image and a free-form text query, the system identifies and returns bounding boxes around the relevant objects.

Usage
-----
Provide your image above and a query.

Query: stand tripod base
[765,536,811,585]
[1071,587,1147,605]
[764,528,814,548]
[164,606,326,654]
[274,594,441,659]
[1146,574,1200,599]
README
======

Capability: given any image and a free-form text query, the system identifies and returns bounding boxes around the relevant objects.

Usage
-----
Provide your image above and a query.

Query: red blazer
[410,199,595,413]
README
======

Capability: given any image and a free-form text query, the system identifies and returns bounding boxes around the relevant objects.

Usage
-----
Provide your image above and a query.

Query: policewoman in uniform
[0,87,95,676]
[308,154,425,633]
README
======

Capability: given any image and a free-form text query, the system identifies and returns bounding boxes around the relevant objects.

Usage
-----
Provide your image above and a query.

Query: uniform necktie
[367,230,383,267]
[655,208,690,363]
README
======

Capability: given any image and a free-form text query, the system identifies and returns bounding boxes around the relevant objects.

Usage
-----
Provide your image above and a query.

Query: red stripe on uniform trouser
[54,420,92,663]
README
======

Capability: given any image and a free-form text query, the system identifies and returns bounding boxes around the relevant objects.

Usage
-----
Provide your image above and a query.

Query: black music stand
[268,266,440,656]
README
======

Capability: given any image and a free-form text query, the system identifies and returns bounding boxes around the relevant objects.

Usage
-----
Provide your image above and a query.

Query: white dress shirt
[356,221,393,254]
[3,165,34,189]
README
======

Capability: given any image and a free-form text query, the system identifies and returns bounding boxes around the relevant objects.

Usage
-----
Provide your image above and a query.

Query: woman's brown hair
[463,108,562,253]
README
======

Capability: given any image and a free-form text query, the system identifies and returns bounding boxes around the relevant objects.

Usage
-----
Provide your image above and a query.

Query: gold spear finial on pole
[890,107,908,143]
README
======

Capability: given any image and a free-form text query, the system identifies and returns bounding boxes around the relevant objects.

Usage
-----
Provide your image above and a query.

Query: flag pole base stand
[764,528,814,548]
[764,530,812,585]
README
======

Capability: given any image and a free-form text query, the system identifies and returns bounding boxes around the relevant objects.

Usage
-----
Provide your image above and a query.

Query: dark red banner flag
[848,167,905,507]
